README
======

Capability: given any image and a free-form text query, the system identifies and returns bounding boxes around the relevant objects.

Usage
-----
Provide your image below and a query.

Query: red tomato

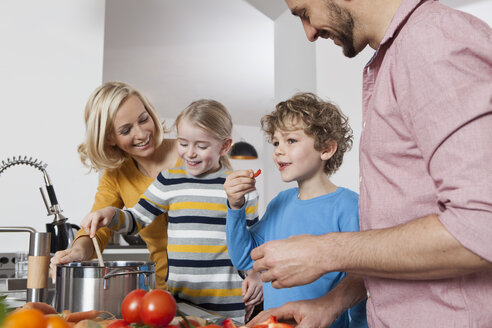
[121,289,147,324]
[107,319,131,328]
[140,289,177,327]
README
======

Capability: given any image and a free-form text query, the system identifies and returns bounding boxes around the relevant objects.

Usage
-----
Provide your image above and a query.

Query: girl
[50,81,179,289]
[81,99,262,323]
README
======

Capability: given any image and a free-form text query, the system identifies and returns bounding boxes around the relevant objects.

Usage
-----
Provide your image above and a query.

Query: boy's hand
[80,207,116,238]
[224,170,257,209]
[242,270,264,322]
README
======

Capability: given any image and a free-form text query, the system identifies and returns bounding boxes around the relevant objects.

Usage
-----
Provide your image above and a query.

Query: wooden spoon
[91,237,105,267]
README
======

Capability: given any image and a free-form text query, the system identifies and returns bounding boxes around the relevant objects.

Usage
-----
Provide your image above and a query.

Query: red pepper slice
[222,318,238,328]
[253,169,262,178]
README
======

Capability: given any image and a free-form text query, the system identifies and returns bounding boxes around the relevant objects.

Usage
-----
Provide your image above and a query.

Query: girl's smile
[176,118,228,177]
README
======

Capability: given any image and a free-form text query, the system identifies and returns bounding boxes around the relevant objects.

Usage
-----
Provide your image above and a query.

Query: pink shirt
[359,0,492,326]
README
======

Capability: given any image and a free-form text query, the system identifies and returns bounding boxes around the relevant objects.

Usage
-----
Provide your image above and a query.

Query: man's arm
[252,214,492,288]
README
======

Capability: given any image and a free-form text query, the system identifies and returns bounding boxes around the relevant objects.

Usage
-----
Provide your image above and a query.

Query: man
[248,0,492,327]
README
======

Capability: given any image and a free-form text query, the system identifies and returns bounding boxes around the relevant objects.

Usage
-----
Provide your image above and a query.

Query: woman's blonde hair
[174,99,233,170]
[78,81,167,171]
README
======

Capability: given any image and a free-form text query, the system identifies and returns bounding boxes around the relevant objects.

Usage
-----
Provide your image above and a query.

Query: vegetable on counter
[1,293,294,328]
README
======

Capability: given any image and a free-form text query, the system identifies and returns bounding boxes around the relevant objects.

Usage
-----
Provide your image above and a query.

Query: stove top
[0,252,16,278]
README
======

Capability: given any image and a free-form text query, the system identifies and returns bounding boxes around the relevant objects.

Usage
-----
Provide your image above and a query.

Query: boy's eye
[272,141,279,147]
[287,139,297,144]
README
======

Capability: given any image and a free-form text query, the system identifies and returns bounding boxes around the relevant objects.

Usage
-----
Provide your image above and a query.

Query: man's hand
[251,234,331,288]
[80,207,116,238]
[224,170,257,209]
[247,296,341,328]
[247,274,367,328]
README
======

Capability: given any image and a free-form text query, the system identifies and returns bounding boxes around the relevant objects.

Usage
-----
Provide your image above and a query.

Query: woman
[50,81,178,288]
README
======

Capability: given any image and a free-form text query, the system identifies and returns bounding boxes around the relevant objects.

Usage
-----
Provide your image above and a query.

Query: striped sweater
[109,164,259,322]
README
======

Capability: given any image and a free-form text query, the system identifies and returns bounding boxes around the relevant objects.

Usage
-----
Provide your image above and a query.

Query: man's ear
[321,140,337,161]
[220,138,233,156]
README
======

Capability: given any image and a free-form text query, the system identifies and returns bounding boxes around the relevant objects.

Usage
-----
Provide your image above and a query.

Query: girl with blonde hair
[81,99,263,323]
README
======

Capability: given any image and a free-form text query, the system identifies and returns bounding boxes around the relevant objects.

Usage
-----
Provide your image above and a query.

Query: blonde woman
[50,81,179,289]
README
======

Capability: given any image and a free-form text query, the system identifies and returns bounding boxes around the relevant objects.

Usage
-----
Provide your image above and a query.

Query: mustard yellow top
[74,157,180,288]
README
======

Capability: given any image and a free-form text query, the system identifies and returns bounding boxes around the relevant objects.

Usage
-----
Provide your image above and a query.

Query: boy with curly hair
[224,92,367,327]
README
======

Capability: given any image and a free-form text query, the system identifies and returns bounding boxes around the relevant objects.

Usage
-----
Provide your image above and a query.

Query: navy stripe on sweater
[169,215,226,225]
[157,173,226,186]
[198,302,245,311]
[168,258,233,267]
[137,198,163,216]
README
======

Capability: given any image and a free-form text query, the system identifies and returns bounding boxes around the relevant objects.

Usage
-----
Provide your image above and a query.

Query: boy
[224,92,367,327]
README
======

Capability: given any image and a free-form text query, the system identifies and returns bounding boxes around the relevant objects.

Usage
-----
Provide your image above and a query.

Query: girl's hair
[261,92,353,176]
[174,99,233,170]
[78,81,168,172]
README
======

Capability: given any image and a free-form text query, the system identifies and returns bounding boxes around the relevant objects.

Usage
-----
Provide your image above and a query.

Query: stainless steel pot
[55,261,155,317]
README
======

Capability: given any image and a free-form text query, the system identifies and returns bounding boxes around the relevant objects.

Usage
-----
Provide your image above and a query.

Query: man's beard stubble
[323,0,357,58]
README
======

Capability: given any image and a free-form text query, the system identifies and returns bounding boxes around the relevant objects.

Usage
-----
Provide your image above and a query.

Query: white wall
[315,46,373,194]
[103,0,275,127]
[0,0,105,252]
[260,9,318,205]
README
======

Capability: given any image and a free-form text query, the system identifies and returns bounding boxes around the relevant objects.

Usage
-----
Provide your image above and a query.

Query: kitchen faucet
[0,156,78,253]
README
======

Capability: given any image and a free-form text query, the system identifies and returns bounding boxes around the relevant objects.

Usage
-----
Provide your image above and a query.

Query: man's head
[285,0,362,57]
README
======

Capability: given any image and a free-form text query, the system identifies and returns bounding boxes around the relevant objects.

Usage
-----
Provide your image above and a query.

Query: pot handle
[103,270,154,290]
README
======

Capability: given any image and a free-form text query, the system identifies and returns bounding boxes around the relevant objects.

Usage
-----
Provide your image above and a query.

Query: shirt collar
[380,0,427,46]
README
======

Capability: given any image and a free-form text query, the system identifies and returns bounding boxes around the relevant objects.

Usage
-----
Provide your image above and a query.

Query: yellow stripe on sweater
[245,204,258,215]
[168,168,187,174]
[167,244,228,253]
[167,286,242,297]
[169,202,227,212]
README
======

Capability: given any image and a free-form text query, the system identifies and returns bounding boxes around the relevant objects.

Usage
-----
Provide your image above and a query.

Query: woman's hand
[80,207,116,238]
[224,170,257,209]
[49,237,94,284]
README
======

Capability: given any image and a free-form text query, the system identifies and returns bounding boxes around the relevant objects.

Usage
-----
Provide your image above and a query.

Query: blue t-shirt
[226,187,367,328]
